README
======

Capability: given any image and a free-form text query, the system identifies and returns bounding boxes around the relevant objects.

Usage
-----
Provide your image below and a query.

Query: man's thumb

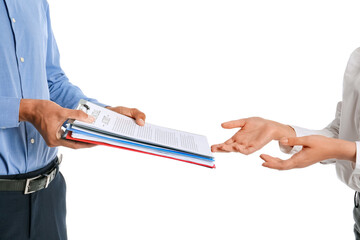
[67,109,95,123]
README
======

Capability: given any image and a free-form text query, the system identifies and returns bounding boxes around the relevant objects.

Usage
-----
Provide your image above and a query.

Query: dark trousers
[354,192,360,239]
[0,160,67,240]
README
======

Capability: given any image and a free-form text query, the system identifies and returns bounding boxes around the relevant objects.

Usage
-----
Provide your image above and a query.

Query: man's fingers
[112,106,130,116]
[260,154,294,170]
[67,109,95,123]
[221,119,246,129]
[108,107,146,126]
[131,108,146,126]
[58,139,97,149]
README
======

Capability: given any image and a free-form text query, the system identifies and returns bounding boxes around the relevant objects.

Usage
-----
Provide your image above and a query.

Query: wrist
[19,99,41,122]
[334,139,356,162]
[272,122,296,140]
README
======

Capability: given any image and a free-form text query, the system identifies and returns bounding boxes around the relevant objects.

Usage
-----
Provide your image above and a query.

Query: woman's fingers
[221,119,246,129]
[280,136,309,147]
[260,154,295,170]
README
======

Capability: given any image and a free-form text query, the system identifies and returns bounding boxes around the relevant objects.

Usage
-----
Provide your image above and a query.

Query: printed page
[70,131,215,168]
[72,100,213,157]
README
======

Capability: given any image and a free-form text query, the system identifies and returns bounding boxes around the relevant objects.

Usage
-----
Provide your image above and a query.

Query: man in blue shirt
[0,0,146,239]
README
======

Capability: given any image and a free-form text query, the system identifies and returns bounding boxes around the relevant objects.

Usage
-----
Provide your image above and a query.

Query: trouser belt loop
[57,154,63,165]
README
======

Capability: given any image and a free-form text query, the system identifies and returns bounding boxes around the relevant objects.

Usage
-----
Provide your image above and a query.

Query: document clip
[79,103,90,113]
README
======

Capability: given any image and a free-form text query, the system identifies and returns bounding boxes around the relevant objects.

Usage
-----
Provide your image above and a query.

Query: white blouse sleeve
[345,142,360,191]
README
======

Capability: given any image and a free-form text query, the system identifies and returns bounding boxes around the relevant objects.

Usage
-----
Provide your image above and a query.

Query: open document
[63,100,215,168]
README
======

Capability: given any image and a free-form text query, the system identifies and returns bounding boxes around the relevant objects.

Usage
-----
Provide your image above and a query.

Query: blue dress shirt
[0,0,104,175]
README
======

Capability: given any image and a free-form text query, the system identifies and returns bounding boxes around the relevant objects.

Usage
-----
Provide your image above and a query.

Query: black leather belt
[0,155,62,194]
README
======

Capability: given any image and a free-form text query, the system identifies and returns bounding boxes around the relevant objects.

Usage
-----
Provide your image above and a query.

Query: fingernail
[280,138,288,144]
[139,119,145,126]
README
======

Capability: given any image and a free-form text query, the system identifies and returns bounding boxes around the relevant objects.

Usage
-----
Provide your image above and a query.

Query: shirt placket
[3,0,36,169]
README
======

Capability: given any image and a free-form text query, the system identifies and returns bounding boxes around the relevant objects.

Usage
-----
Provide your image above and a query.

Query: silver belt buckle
[23,156,61,195]
[24,174,51,195]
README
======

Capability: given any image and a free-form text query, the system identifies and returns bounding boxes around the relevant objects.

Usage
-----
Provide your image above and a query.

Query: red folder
[66,131,215,169]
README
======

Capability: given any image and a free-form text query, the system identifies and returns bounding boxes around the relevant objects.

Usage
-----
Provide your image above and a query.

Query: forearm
[333,139,357,162]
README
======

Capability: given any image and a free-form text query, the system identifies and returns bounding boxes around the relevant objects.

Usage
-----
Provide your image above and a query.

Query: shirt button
[30,138,35,144]
[20,57,24,62]
[12,18,16,23]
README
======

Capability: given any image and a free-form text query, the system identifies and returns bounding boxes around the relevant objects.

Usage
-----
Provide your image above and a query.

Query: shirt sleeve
[279,101,342,164]
[0,97,21,128]
[45,3,107,110]
[344,141,360,191]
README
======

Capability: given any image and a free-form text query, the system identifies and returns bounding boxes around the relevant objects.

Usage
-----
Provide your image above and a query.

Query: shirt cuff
[291,125,318,137]
[279,143,303,154]
[278,125,314,154]
[0,97,21,129]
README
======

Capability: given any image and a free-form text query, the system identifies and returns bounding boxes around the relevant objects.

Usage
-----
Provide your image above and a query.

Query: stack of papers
[63,100,215,168]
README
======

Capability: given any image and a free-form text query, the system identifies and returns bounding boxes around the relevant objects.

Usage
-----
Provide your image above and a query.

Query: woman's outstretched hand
[211,117,295,155]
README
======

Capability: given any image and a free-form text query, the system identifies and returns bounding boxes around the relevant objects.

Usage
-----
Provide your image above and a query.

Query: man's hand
[20,99,96,149]
[20,101,147,150]
[211,117,295,155]
[106,106,146,126]
[260,135,357,170]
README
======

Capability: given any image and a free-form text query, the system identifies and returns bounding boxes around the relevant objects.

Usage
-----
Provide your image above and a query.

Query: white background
[48,0,360,239]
